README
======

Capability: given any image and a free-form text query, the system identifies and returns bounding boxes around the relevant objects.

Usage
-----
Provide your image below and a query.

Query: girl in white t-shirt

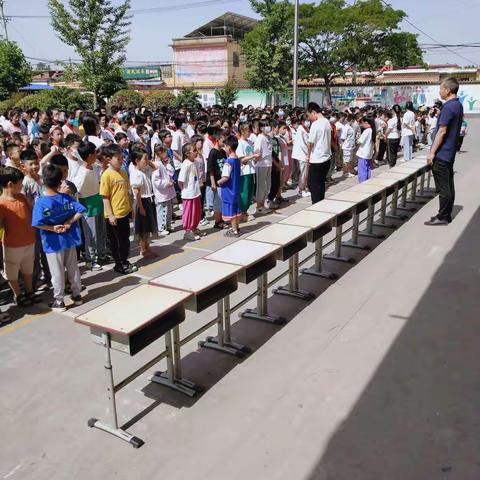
[291,114,311,197]
[130,149,158,258]
[356,116,376,183]
[253,120,273,212]
[236,123,256,220]
[178,143,202,241]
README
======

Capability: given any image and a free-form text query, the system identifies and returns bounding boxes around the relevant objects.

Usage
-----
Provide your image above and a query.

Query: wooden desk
[247,223,314,301]
[75,284,193,448]
[150,259,242,313]
[330,190,371,215]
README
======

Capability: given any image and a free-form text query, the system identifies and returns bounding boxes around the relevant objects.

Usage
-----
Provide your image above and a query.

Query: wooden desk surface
[330,190,372,203]
[378,171,411,180]
[306,199,355,214]
[365,177,398,187]
[75,285,192,336]
[280,210,336,229]
[150,259,242,295]
[349,183,385,195]
[390,165,421,174]
[247,223,310,246]
[205,239,280,267]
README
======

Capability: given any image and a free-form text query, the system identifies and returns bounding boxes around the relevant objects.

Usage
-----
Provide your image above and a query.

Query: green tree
[242,0,293,98]
[143,91,176,110]
[172,88,201,109]
[48,0,131,107]
[0,40,32,101]
[109,88,143,109]
[298,0,423,105]
[215,80,239,107]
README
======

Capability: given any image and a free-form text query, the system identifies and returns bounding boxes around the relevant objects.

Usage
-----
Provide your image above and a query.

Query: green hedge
[15,87,94,111]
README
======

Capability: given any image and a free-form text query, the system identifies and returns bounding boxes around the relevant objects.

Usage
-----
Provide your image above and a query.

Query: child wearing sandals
[218,136,242,237]
[129,148,158,258]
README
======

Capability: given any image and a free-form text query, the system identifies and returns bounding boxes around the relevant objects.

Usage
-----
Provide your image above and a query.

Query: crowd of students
[0,98,462,322]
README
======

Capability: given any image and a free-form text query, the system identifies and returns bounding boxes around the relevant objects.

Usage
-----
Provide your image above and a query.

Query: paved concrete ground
[1,122,479,480]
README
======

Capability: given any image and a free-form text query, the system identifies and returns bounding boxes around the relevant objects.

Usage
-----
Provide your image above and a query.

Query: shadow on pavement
[307,206,480,480]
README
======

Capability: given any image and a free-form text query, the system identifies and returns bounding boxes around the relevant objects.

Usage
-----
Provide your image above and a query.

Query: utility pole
[0,0,8,41]
[292,0,299,107]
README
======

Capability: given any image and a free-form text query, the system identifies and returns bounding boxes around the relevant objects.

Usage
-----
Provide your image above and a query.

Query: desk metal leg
[359,202,385,239]
[416,171,434,199]
[240,273,286,325]
[408,175,426,205]
[374,193,397,229]
[397,183,417,212]
[302,238,337,280]
[324,225,354,263]
[150,328,201,397]
[343,213,371,250]
[88,333,144,448]
[274,253,315,300]
[200,297,251,357]
[424,170,435,193]
[386,186,407,221]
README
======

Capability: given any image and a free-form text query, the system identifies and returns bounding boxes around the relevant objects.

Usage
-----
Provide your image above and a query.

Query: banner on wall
[175,46,228,83]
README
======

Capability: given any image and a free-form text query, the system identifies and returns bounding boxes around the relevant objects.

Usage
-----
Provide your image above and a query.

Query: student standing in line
[206,128,227,228]
[236,123,256,221]
[401,101,416,161]
[292,114,311,197]
[305,103,331,204]
[218,136,242,237]
[356,116,376,183]
[341,114,356,178]
[386,106,401,167]
[32,164,85,312]
[179,143,203,241]
[99,144,138,275]
[253,120,274,212]
[425,78,463,226]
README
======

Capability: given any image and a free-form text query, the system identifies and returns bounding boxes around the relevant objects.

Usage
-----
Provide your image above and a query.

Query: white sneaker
[301,191,311,198]
[199,218,209,226]
[347,173,356,178]
[159,229,170,236]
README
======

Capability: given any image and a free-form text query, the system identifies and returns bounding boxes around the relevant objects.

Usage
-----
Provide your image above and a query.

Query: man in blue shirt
[425,77,464,226]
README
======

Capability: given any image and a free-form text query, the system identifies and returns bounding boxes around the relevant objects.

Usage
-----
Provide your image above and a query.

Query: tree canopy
[216,80,239,107]
[244,0,423,105]
[48,0,131,106]
[0,40,32,101]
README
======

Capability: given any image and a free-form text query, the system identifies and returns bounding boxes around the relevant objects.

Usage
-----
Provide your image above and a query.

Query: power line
[380,0,477,65]
[6,0,241,19]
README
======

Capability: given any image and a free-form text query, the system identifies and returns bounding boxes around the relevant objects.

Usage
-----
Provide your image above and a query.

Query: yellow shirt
[99,167,132,218]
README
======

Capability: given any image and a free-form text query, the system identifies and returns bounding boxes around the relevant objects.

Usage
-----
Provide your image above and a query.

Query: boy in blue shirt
[32,162,86,312]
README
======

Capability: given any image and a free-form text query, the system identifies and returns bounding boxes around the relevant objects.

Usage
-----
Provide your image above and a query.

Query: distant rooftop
[182,12,259,40]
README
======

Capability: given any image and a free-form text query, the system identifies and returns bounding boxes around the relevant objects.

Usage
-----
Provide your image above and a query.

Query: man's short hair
[306,102,321,114]
[442,77,460,95]
[20,149,38,163]
[42,164,63,189]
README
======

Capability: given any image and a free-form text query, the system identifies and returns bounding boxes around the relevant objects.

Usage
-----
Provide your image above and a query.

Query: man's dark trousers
[432,158,455,221]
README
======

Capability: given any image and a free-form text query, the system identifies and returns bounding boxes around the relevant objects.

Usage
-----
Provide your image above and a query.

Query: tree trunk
[93,91,98,110]
[324,78,332,107]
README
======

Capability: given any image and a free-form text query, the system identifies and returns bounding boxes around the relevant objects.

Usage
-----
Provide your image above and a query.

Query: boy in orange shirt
[0,166,38,307]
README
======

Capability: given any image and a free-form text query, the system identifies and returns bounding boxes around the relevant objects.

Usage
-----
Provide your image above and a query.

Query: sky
[3,0,480,68]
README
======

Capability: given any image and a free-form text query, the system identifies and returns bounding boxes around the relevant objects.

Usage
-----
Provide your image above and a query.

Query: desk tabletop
[247,223,310,246]
[349,183,385,195]
[205,239,280,267]
[378,171,411,180]
[75,285,192,336]
[280,210,336,229]
[150,259,242,295]
[365,177,398,187]
[390,165,421,174]
[306,198,355,214]
[330,190,372,203]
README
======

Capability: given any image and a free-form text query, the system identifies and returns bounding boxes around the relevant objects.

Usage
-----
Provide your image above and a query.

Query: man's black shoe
[424,217,448,226]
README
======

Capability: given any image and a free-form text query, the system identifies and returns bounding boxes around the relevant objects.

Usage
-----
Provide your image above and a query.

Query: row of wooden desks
[75,158,432,447]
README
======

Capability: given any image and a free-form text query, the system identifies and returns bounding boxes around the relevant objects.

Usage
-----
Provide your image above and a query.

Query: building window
[233,52,240,68]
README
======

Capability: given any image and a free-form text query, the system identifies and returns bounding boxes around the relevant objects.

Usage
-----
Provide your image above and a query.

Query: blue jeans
[403,135,414,161]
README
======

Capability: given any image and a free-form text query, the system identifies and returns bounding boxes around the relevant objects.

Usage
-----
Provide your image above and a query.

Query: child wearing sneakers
[32,163,86,312]
[218,136,242,237]
[0,167,38,308]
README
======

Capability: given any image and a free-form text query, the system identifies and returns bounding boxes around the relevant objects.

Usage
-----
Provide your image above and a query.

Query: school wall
[278,84,480,113]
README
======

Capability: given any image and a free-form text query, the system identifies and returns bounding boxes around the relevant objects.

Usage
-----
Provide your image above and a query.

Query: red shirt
[0,194,36,247]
